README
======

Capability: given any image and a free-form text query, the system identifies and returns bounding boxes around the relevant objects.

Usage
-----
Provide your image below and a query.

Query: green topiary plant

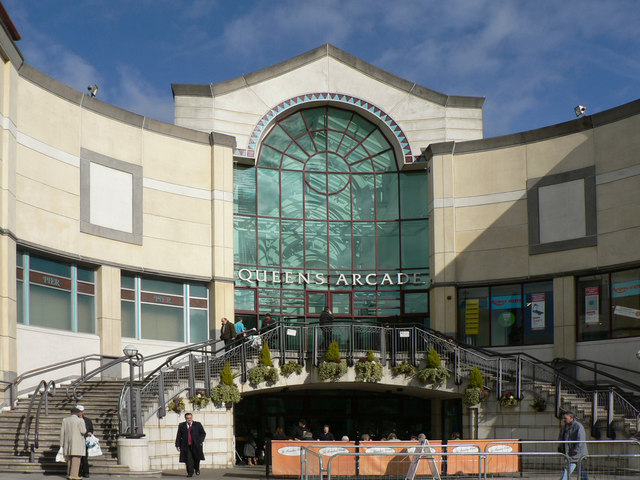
[391,362,418,378]
[426,348,441,368]
[318,341,347,380]
[469,366,484,388]
[211,361,241,408]
[325,341,341,362]
[367,349,375,362]
[260,340,273,367]
[464,366,485,407]
[280,361,303,377]
[416,348,450,385]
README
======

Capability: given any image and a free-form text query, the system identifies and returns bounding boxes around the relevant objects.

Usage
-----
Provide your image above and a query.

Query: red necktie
[188,424,193,445]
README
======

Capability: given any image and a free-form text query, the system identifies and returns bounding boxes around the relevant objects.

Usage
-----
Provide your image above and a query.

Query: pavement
[0,466,269,480]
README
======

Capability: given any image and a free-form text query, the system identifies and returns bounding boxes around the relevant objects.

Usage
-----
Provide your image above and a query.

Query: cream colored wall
[175,56,483,158]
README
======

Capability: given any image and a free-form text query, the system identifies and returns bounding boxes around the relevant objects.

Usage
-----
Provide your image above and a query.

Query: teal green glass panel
[121,300,135,338]
[327,130,344,152]
[121,275,135,289]
[284,142,308,163]
[376,173,399,220]
[332,293,351,315]
[234,216,256,264]
[142,278,183,295]
[141,303,184,342]
[30,256,71,277]
[29,284,72,330]
[304,184,327,220]
[234,166,256,215]
[257,168,280,216]
[306,154,326,171]
[404,292,428,314]
[283,306,304,315]
[351,159,374,173]
[352,174,375,220]
[259,297,280,307]
[258,145,283,168]
[328,153,349,172]
[281,170,304,218]
[282,220,304,267]
[338,135,358,157]
[329,222,352,270]
[17,279,24,324]
[372,150,396,172]
[190,284,208,298]
[308,292,327,314]
[305,221,328,269]
[16,251,23,267]
[347,145,368,163]
[235,288,255,311]
[378,307,400,316]
[328,107,352,132]
[327,173,350,195]
[364,129,391,155]
[77,294,95,334]
[280,112,308,139]
[258,217,281,266]
[302,107,327,130]
[348,114,375,141]
[328,184,351,220]
[260,288,281,297]
[400,172,429,219]
[306,172,326,192]
[77,267,95,283]
[297,133,316,154]
[377,222,399,269]
[282,154,305,170]
[311,130,327,151]
[401,220,429,268]
[190,309,209,342]
[263,125,292,151]
[353,223,376,269]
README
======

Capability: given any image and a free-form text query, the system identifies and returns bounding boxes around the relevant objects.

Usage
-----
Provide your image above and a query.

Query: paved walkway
[0,466,268,480]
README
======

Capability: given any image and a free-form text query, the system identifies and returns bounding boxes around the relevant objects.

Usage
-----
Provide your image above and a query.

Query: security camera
[87,84,99,97]
[574,105,587,117]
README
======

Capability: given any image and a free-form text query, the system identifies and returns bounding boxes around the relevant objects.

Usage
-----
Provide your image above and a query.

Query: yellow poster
[465,299,480,335]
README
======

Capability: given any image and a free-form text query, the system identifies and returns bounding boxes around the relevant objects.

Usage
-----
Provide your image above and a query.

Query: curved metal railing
[23,380,56,461]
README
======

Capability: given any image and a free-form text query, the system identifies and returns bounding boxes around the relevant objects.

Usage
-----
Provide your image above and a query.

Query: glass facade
[458,281,554,347]
[234,106,430,327]
[16,251,96,334]
[121,275,209,343]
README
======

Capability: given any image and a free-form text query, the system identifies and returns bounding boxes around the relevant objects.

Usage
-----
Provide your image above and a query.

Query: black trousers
[224,338,233,351]
[184,444,201,476]
[79,452,89,476]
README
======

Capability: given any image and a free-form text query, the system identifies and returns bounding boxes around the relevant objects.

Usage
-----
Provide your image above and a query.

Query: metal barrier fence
[297,440,640,480]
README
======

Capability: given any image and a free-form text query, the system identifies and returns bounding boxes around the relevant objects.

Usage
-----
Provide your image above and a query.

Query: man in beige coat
[60,407,87,480]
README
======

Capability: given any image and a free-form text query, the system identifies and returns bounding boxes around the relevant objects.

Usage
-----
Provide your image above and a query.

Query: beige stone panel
[211,281,235,330]
[174,106,215,120]
[430,208,446,254]
[143,188,211,224]
[430,251,457,283]
[446,128,484,142]
[16,201,79,255]
[552,276,576,359]
[18,78,81,154]
[528,246,597,276]
[446,117,484,131]
[0,237,17,380]
[96,266,122,357]
[212,144,233,193]
[456,224,528,252]
[16,174,79,220]
[212,201,233,249]
[454,146,526,197]
[144,213,211,246]
[8,65,20,122]
[81,110,142,164]
[446,107,483,120]
[455,200,527,232]
[213,246,234,280]
[1,128,18,231]
[597,175,640,212]
[174,95,212,108]
[142,237,211,278]
[593,114,640,174]
[79,233,142,267]
[598,227,640,266]
[598,203,640,234]
[143,131,211,189]
[455,246,529,282]
[173,117,215,133]
[0,62,6,116]
[211,108,258,125]
[429,286,456,334]
[380,117,444,133]
[16,145,79,194]
[526,131,594,179]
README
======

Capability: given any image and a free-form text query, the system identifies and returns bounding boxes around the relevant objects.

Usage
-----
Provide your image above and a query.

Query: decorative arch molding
[233,92,414,164]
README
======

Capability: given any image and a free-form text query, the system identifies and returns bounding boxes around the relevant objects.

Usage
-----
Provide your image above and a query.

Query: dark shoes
[196,471,200,475]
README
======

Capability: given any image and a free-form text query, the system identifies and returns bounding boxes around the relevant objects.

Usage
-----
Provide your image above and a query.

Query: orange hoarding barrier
[446,439,520,475]
[359,441,443,476]
[271,440,356,476]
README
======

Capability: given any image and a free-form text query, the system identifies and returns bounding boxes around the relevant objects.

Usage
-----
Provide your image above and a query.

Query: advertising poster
[530,293,545,331]
[584,286,600,324]
[465,299,480,335]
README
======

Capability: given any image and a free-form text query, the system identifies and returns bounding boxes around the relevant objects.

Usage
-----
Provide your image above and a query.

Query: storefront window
[577,274,610,341]
[611,268,640,338]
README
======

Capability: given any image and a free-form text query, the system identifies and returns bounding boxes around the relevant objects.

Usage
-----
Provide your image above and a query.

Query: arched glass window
[234,106,429,327]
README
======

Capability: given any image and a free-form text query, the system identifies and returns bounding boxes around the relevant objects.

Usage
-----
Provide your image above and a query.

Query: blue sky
[4,0,639,138]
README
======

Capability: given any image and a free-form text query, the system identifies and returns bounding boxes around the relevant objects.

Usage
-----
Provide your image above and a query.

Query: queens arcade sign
[237,269,425,287]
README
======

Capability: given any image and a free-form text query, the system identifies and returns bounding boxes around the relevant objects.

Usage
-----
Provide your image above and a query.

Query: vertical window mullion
[71,265,78,332]
[135,276,142,340]
[185,284,190,344]
[24,252,30,326]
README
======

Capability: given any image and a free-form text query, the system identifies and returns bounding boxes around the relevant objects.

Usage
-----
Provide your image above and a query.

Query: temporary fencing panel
[359,441,442,476]
[271,440,356,476]
[447,439,520,475]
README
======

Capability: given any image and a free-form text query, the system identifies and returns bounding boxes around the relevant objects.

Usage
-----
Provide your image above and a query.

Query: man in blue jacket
[558,412,588,480]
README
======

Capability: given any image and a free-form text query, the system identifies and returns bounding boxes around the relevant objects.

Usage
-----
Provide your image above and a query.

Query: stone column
[96,265,122,377]
[0,236,17,405]
[553,276,576,360]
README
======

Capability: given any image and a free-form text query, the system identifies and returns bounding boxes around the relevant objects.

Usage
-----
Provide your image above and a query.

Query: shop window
[611,269,640,338]
[577,275,610,341]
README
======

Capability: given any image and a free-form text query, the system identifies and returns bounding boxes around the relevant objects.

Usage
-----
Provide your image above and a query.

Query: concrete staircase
[0,380,130,474]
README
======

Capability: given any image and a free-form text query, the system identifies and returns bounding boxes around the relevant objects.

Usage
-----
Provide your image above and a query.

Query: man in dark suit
[175,413,206,477]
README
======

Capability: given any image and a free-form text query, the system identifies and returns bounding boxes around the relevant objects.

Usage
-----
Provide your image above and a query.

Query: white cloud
[113,65,174,123]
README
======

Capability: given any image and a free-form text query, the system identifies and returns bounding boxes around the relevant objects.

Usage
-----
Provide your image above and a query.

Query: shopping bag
[55,446,65,462]
[86,434,99,448]
[87,442,102,457]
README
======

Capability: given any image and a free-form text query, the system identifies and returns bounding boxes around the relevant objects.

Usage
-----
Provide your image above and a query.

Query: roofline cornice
[172,43,485,108]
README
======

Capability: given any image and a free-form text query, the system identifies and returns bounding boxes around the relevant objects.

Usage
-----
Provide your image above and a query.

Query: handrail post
[204,355,211,397]
[607,388,616,439]
[298,326,304,365]
[349,323,355,366]
[134,387,143,436]
[497,358,503,399]
[409,327,416,366]
[279,323,286,365]
[516,356,522,399]
[454,347,462,384]
[240,342,247,384]
[555,377,561,418]
[188,354,196,398]
[313,325,318,366]
[591,390,599,438]
[158,370,166,419]
[380,327,386,367]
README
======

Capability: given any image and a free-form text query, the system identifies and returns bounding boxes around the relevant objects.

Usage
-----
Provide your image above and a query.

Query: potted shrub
[499,391,519,408]
[416,348,450,385]
[280,360,303,377]
[354,350,383,383]
[210,361,241,408]
[530,396,547,412]
[247,341,280,386]
[168,396,186,414]
[391,361,418,378]
[463,366,484,407]
[318,341,348,380]
[189,391,211,410]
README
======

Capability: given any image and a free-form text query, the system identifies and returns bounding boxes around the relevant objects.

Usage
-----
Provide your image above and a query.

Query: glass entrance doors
[306,291,352,318]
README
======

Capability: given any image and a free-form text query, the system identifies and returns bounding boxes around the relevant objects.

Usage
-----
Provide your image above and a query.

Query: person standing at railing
[219,317,235,351]
[319,307,334,350]
[234,318,247,339]
[558,412,589,480]
[60,406,87,480]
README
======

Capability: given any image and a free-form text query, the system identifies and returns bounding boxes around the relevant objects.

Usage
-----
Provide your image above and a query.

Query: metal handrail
[23,380,55,461]
[66,355,129,401]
